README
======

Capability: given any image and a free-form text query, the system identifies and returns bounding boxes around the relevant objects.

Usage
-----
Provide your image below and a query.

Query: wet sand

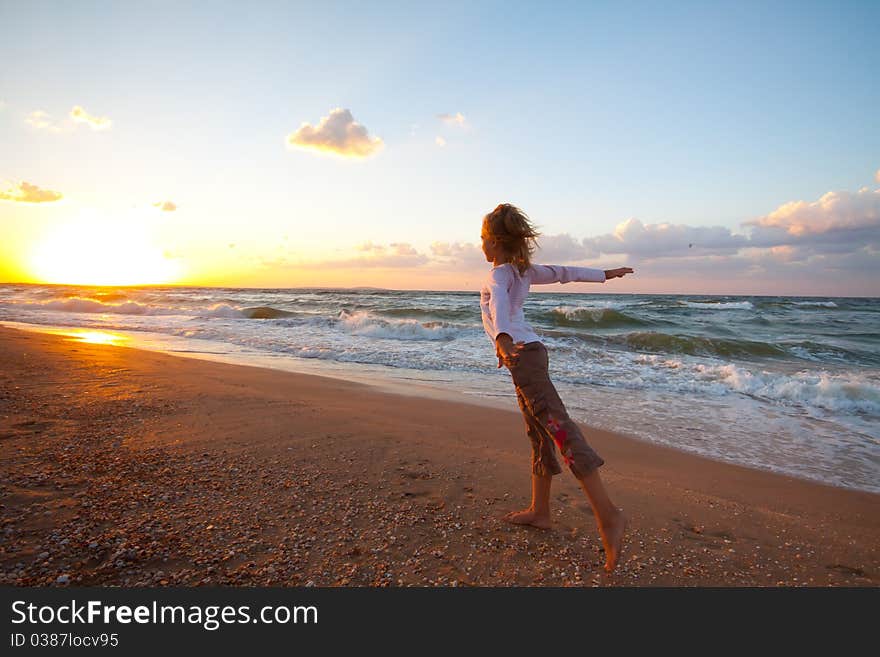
[1,325,877,586]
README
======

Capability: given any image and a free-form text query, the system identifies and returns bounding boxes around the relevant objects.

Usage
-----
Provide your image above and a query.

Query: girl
[480,203,632,573]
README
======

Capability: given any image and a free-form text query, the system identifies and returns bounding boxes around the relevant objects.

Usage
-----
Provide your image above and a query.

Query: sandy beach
[0,324,877,587]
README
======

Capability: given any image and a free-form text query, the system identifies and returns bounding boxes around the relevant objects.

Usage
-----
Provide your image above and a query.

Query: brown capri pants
[507,341,604,478]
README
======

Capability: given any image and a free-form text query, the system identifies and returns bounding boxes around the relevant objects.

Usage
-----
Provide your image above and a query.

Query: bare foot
[599,510,627,572]
[503,508,552,530]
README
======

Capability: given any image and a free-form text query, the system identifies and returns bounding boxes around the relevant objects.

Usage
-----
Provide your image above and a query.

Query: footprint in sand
[827,564,868,578]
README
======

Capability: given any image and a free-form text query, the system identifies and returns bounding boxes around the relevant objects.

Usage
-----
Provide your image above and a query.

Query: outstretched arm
[529,264,634,284]
[529,264,606,284]
[604,267,634,280]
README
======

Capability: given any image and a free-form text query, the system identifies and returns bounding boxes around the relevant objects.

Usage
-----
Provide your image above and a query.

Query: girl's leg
[504,385,560,529]
[504,472,553,529]
[577,469,627,572]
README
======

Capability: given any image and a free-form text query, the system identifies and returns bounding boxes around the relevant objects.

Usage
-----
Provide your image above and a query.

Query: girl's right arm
[487,266,522,368]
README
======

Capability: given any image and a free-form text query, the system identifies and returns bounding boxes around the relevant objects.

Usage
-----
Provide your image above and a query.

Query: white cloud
[356,241,385,253]
[429,241,486,268]
[637,243,880,293]
[435,136,446,147]
[26,106,111,132]
[389,243,418,256]
[565,186,879,264]
[70,105,112,130]
[586,218,748,258]
[535,233,599,262]
[286,108,383,158]
[0,181,63,203]
[437,112,466,126]
[745,187,880,238]
[571,184,880,295]
[288,242,428,269]
[875,169,880,184]
[25,110,61,132]
[356,242,419,257]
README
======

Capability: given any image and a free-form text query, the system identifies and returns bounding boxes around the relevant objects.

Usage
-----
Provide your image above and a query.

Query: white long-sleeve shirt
[480,263,606,345]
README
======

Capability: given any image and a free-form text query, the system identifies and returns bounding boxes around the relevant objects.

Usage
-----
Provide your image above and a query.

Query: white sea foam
[337,310,462,341]
[668,360,880,415]
[682,301,754,310]
[552,305,608,321]
[12,297,247,318]
[792,300,838,308]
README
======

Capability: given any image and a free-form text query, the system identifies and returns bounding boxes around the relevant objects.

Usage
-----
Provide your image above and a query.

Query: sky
[1,0,878,295]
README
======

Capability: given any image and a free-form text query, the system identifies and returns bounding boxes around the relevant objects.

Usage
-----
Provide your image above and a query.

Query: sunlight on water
[61,329,129,346]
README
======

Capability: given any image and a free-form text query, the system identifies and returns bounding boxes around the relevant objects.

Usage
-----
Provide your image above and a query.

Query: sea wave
[7,297,316,320]
[548,306,648,328]
[240,306,299,319]
[694,362,880,416]
[377,306,475,322]
[758,300,841,310]
[784,341,879,366]
[792,300,839,308]
[628,354,880,416]
[337,310,463,341]
[613,331,787,359]
[11,297,247,318]
[681,300,755,310]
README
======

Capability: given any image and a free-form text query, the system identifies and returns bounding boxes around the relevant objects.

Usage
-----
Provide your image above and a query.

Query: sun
[28,210,183,286]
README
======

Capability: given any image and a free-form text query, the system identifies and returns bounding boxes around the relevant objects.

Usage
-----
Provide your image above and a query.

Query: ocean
[1,283,877,494]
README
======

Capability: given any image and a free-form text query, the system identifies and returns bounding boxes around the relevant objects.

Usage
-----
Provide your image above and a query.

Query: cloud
[26,110,61,132]
[70,105,112,130]
[745,187,880,239]
[572,184,880,294]
[286,108,383,158]
[0,100,6,111]
[586,218,748,258]
[536,233,599,261]
[26,106,111,132]
[252,182,879,294]
[429,241,486,268]
[636,242,880,294]
[435,136,446,147]
[876,169,880,184]
[356,241,385,253]
[0,181,63,203]
[153,200,177,212]
[437,112,466,126]
[429,242,464,257]
[276,242,428,270]
[580,186,879,269]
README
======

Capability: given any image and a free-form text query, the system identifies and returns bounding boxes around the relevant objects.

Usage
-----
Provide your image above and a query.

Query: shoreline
[0,319,526,413]
[3,319,874,495]
[1,324,877,586]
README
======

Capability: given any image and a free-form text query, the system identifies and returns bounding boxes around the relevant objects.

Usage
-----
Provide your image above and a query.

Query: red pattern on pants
[508,341,605,478]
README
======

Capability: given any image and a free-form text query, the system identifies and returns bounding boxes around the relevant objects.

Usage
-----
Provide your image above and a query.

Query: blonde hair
[482,203,541,275]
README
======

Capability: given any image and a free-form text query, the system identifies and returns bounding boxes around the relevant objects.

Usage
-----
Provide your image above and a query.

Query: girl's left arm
[529,264,607,284]
[529,264,634,284]
[604,267,634,280]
